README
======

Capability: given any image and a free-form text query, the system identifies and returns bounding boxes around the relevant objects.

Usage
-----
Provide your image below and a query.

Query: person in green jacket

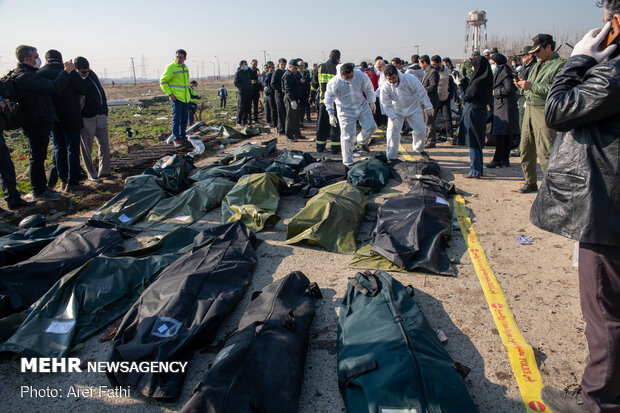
[515,34,565,193]
[160,49,191,147]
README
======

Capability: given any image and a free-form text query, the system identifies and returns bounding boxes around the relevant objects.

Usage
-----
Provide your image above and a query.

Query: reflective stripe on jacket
[160,61,190,103]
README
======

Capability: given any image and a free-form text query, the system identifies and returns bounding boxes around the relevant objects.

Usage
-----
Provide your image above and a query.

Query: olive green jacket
[525,53,566,106]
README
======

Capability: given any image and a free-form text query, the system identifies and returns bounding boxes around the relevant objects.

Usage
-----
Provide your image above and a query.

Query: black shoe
[425,141,436,149]
[0,207,14,218]
[331,148,341,155]
[286,137,297,142]
[419,151,430,159]
[361,143,370,153]
[501,161,511,167]
[7,197,36,210]
[519,183,538,193]
[486,161,502,168]
[541,386,591,413]
[295,134,306,140]
[316,147,325,153]
[463,173,481,179]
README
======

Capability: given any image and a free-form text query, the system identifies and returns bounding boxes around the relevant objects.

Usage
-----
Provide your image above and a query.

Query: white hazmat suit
[323,69,377,166]
[380,71,433,159]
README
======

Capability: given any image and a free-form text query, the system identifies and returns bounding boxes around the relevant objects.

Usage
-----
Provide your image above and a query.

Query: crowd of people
[0,46,113,218]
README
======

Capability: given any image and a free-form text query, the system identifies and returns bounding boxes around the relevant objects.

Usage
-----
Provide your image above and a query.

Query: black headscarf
[490,53,514,88]
[465,56,493,105]
[489,53,507,66]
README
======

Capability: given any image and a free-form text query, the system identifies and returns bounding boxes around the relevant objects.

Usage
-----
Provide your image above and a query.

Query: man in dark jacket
[263,61,275,127]
[74,57,113,183]
[312,49,341,153]
[420,55,440,148]
[234,60,253,126]
[282,59,304,141]
[270,58,287,134]
[0,97,35,212]
[11,45,75,200]
[530,4,620,411]
[38,50,88,192]
[297,60,312,125]
[249,59,261,123]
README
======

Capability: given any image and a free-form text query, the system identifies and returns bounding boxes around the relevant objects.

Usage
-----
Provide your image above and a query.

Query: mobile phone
[602,14,620,48]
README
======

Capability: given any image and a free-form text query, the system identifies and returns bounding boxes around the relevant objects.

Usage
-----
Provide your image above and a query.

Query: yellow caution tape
[398,144,417,161]
[453,194,550,413]
[397,144,550,412]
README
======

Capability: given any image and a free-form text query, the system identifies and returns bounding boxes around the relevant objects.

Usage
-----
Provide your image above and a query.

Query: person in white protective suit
[323,63,377,167]
[380,64,434,161]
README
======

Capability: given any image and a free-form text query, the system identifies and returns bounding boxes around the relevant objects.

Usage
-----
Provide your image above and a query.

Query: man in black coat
[37,50,88,192]
[249,59,261,123]
[263,61,275,127]
[530,3,620,411]
[420,55,440,148]
[282,59,303,141]
[234,60,253,126]
[270,58,287,134]
[11,45,75,200]
[0,98,35,212]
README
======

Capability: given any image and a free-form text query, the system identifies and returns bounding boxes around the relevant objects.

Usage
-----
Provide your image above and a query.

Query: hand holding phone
[602,14,620,48]
[572,20,618,62]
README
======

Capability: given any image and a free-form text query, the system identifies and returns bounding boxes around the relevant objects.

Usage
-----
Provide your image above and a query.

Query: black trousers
[23,123,52,195]
[579,242,620,413]
[250,92,259,122]
[274,91,286,134]
[284,96,301,139]
[237,91,251,125]
[299,94,310,122]
[316,103,340,153]
[0,116,20,201]
[220,97,227,108]
[435,99,453,138]
[492,134,512,165]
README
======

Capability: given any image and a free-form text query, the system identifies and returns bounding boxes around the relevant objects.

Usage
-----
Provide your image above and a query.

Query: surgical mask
[244,65,249,70]
[343,79,352,85]
[491,64,497,74]
[34,57,42,69]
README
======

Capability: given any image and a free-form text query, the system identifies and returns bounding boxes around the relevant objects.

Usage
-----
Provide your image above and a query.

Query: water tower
[464,10,488,59]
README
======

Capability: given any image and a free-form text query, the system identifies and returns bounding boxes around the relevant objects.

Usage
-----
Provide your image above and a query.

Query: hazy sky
[0,0,604,80]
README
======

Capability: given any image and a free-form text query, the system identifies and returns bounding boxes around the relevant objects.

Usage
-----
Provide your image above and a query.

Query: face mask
[491,64,498,74]
[343,78,352,85]
[34,57,42,69]
[244,65,249,70]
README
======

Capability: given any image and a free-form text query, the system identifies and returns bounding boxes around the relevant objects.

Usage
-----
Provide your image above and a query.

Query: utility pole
[130,57,137,85]
[263,50,267,68]
[414,45,420,55]
[214,55,220,79]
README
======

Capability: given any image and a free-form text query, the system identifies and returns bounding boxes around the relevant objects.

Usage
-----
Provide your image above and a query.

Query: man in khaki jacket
[515,34,565,193]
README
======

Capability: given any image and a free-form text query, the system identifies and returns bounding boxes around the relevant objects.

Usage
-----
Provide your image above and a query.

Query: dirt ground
[0,111,585,412]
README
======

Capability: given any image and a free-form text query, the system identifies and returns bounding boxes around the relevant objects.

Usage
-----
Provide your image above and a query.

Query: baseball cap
[518,45,533,56]
[530,34,554,54]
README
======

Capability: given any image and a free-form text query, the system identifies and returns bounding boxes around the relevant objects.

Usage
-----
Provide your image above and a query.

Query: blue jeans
[468,147,483,177]
[52,125,82,185]
[171,99,189,141]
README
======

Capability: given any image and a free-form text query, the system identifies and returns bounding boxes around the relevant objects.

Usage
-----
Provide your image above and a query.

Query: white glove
[369,101,376,113]
[291,100,298,110]
[572,22,618,62]
[452,72,463,86]
[329,114,338,127]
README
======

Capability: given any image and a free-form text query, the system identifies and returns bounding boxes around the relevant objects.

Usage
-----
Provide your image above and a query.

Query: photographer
[530,2,620,411]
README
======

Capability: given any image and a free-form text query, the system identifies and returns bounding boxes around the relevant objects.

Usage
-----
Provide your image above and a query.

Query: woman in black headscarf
[488,53,520,168]
[460,55,493,178]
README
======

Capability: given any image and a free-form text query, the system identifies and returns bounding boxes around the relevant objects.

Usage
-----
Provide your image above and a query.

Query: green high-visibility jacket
[160,61,190,103]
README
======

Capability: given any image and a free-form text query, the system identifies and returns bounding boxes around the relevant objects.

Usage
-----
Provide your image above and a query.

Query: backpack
[0,70,24,130]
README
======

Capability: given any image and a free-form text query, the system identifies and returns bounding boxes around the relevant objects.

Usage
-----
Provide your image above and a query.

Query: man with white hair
[380,64,433,163]
[323,63,377,167]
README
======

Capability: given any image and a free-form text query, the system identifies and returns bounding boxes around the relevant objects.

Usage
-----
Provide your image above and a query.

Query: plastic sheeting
[0,228,198,358]
[135,177,235,232]
[107,222,258,399]
[221,172,287,232]
[369,178,456,275]
[0,225,68,267]
[0,222,123,317]
[286,181,366,254]
[92,174,166,227]
[180,272,321,413]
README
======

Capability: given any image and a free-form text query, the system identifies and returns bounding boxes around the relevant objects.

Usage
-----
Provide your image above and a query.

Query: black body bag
[107,221,259,399]
[181,271,321,413]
